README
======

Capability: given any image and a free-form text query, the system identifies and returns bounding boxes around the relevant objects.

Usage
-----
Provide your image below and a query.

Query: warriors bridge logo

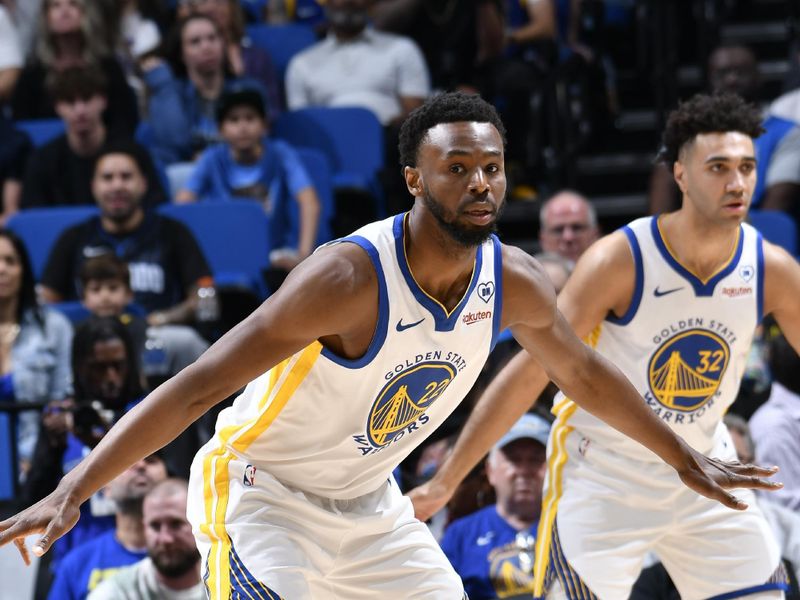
[647,328,730,412]
[353,360,457,455]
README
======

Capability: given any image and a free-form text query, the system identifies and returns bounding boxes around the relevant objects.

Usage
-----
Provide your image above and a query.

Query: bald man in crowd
[538,190,600,263]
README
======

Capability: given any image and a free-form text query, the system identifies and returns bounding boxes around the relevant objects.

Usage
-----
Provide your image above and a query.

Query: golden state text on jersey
[561,216,764,459]
[201,214,503,499]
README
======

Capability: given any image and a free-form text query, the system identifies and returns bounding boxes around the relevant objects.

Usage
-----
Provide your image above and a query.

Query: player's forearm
[562,347,690,468]
[60,364,223,503]
[434,350,549,491]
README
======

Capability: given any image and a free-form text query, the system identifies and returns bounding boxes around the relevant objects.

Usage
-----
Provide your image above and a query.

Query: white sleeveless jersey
[202,214,503,498]
[563,216,764,460]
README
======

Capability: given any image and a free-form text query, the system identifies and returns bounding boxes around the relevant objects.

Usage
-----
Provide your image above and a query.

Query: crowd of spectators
[0,1,799,599]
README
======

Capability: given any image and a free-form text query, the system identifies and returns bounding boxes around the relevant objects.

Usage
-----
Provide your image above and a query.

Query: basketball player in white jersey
[0,93,781,599]
[411,92,800,599]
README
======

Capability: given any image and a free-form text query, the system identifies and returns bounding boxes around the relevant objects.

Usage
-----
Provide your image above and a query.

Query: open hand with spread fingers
[0,487,82,564]
[677,446,782,510]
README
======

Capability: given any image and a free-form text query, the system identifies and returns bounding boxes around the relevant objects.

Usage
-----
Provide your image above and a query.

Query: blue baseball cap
[494,413,551,450]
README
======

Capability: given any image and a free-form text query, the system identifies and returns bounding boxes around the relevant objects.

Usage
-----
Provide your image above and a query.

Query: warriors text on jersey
[198,213,503,498]
[565,216,764,459]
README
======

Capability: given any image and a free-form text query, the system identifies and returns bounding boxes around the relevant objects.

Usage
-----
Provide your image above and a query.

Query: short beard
[151,547,201,579]
[423,190,501,248]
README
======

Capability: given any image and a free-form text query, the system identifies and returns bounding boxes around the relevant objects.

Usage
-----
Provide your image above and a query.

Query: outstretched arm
[412,240,781,519]
[0,243,378,562]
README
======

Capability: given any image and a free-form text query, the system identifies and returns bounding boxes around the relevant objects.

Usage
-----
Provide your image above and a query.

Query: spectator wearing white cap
[440,412,550,600]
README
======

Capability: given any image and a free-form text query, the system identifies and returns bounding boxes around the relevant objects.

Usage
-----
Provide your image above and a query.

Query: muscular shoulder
[763,240,800,316]
[500,244,557,330]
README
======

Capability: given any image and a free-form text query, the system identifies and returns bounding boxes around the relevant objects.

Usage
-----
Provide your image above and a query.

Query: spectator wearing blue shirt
[440,413,550,600]
[48,453,168,599]
[177,86,321,272]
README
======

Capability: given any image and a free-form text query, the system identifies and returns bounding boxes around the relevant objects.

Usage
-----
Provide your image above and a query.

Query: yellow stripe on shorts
[532,400,577,596]
[201,342,323,598]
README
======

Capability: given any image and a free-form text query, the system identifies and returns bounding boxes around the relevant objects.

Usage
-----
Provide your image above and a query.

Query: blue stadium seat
[748,209,798,256]
[7,206,99,281]
[245,23,317,81]
[13,118,65,147]
[294,147,335,246]
[272,107,385,214]
[158,201,271,299]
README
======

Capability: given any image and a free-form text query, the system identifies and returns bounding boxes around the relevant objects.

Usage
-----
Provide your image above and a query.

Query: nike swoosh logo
[654,286,684,297]
[396,318,425,332]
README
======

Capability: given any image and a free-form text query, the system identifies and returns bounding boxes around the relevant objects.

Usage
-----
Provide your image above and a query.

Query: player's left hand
[676,446,782,510]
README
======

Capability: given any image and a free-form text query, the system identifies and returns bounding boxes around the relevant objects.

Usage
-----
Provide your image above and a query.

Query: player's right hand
[676,445,783,511]
[407,478,453,522]
[0,487,82,565]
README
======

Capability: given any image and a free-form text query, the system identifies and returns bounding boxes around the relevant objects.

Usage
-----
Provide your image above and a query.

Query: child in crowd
[79,254,208,388]
[176,86,321,273]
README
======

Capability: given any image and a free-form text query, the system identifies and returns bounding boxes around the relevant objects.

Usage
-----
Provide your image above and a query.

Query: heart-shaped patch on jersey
[477,281,495,303]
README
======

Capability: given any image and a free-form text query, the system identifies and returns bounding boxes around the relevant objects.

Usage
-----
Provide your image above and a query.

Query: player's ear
[673,161,687,194]
[404,166,423,197]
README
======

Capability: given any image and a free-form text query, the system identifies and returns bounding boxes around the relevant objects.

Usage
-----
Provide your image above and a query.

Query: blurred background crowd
[1,0,800,598]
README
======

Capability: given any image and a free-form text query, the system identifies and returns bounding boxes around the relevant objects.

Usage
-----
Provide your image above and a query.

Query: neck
[67,123,105,157]
[189,68,223,99]
[53,33,85,64]
[496,502,539,531]
[0,298,19,324]
[155,560,201,591]
[334,27,365,43]
[660,209,741,280]
[231,143,262,164]
[115,509,146,551]
[102,208,145,235]
[405,207,478,312]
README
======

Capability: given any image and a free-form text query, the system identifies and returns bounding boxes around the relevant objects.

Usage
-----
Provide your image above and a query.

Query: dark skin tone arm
[411,234,783,520]
[0,241,379,563]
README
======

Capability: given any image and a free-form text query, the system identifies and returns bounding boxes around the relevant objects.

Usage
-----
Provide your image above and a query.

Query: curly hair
[398,92,507,168]
[660,93,763,165]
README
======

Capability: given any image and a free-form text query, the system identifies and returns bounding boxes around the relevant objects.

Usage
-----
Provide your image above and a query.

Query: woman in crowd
[0,229,72,480]
[10,0,139,136]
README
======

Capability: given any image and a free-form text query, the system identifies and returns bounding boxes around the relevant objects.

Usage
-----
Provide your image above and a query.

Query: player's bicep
[764,242,800,351]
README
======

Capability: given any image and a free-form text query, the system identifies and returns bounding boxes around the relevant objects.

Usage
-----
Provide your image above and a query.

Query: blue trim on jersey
[490,234,503,350]
[607,226,643,325]
[756,231,765,323]
[393,214,485,331]
[705,582,789,600]
[320,235,389,368]
[229,543,283,599]
[650,218,744,296]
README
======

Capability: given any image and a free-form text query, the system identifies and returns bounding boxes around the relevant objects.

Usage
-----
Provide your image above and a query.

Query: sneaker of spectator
[47,453,169,599]
[176,85,321,273]
[178,0,282,119]
[38,141,212,326]
[10,0,139,136]
[88,478,205,600]
[18,66,166,215]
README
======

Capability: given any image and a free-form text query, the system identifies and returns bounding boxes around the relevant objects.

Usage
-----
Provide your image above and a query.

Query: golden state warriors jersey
[563,216,764,460]
[204,213,503,498]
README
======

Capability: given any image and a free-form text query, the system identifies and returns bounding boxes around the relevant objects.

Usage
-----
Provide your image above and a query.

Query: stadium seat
[748,209,798,256]
[7,206,98,281]
[158,201,271,299]
[294,147,335,246]
[245,23,317,81]
[272,107,385,215]
[13,118,65,147]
